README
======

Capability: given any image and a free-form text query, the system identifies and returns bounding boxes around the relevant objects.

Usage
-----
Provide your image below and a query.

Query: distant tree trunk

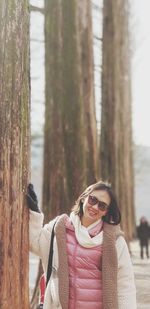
[43,0,97,220]
[100,0,135,240]
[77,0,98,184]
[0,1,30,308]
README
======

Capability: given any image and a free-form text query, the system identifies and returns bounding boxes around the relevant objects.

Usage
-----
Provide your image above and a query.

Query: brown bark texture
[43,0,98,221]
[100,0,135,240]
[77,0,98,184]
[0,0,30,308]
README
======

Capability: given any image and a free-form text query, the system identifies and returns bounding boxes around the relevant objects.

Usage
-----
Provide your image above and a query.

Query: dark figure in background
[137,216,150,259]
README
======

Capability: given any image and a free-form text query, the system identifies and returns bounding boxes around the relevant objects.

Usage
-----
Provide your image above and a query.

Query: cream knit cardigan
[29,210,137,309]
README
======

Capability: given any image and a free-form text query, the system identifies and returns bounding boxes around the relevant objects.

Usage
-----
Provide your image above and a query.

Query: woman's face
[81,189,111,227]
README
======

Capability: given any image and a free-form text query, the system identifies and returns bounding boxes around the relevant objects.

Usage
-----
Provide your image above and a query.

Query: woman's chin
[88,210,98,218]
[87,212,99,222]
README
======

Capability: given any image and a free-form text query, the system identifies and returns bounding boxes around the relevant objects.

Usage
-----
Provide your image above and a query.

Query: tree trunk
[0,1,30,308]
[100,0,135,240]
[77,0,98,184]
[43,0,97,220]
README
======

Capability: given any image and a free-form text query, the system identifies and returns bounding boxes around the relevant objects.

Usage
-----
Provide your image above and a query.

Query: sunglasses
[88,195,109,212]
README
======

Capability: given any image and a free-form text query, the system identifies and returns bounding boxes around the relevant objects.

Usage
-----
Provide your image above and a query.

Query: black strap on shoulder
[46,220,57,286]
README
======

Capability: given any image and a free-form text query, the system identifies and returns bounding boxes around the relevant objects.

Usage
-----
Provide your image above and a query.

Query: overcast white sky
[131,0,150,147]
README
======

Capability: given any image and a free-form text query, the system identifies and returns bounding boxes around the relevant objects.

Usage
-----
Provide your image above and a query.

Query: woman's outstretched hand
[26,183,41,213]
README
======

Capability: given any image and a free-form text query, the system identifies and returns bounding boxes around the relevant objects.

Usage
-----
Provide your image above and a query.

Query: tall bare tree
[43,0,98,220]
[77,0,98,184]
[100,0,135,240]
[0,0,30,308]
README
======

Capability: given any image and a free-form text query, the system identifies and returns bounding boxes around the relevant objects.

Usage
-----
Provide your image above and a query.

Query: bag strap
[46,219,57,286]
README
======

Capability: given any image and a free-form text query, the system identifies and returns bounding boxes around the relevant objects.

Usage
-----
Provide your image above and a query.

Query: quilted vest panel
[65,219,103,309]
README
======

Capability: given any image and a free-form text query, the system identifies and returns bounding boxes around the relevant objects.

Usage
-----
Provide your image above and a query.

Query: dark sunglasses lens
[98,201,108,211]
[88,195,98,205]
[88,195,109,211]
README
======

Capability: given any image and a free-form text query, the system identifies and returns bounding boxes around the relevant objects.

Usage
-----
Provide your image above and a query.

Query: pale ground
[29,239,150,307]
[130,240,150,308]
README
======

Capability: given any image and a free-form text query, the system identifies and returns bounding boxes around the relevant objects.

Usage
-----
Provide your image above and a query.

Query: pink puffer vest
[65,218,103,309]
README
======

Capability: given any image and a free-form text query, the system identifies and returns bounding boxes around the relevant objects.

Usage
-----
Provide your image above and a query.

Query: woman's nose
[92,203,99,210]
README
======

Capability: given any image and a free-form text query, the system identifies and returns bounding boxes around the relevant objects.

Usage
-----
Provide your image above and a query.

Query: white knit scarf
[70,212,103,248]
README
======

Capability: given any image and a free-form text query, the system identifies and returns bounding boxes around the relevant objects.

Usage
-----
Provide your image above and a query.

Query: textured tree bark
[100,0,135,240]
[0,0,30,308]
[43,0,97,220]
[77,0,98,184]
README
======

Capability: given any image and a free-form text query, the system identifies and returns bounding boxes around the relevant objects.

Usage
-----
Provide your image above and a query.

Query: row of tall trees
[43,0,135,237]
[0,0,135,308]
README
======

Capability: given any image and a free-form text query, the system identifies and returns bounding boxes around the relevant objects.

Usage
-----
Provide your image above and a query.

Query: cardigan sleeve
[116,236,137,309]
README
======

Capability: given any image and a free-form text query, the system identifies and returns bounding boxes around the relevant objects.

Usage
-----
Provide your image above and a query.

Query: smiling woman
[73,181,121,227]
[27,180,137,309]
[81,190,111,227]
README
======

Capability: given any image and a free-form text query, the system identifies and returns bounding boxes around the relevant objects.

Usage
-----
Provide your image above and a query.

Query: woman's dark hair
[72,180,121,225]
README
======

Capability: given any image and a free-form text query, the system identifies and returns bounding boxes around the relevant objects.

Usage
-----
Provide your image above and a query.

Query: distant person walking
[137,217,149,259]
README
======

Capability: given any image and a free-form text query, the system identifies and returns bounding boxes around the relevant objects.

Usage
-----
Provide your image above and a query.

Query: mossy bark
[100,0,135,240]
[0,0,30,308]
[43,0,97,220]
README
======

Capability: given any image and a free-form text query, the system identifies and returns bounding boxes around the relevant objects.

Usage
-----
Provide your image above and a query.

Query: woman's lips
[88,208,98,216]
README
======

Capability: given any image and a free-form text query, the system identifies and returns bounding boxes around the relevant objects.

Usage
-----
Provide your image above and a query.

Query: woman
[27,181,136,309]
